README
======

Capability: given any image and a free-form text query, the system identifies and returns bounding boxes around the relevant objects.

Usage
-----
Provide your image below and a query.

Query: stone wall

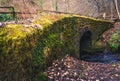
[40,0,118,18]
[0,0,119,19]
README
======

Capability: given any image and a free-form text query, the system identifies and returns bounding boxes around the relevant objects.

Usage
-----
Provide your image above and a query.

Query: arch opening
[79,31,120,64]
[79,31,92,59]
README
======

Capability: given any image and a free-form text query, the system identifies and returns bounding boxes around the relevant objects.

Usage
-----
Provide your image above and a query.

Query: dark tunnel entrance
[80,31,92,59]
[79,31,120,64]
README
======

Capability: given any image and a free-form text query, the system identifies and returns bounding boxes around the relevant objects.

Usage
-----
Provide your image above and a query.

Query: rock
[24,24,30,28]
[26,19,32,23]
[0,22,3,27]
[31,24,42,29]
[22,28,26,32]
[0,22,5,28]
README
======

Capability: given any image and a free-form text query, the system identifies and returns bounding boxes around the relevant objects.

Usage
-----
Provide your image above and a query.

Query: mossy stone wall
[0,13,113,81]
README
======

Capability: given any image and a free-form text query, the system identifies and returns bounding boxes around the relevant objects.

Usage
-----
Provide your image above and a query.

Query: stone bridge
[0,13,113,81]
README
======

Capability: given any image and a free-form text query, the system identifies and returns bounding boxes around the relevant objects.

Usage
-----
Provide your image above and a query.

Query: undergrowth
[0,14,14,22]
[108,29,120,51]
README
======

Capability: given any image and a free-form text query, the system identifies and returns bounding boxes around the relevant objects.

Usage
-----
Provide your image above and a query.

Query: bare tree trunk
[66,0,70,13]
[101,0,106,19]
[114,0,120,19]
[110,1,113,19]
[55,0,58,11]
[39,0,43,9]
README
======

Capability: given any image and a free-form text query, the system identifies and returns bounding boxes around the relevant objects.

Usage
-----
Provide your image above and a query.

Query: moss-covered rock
[0,13,113,81]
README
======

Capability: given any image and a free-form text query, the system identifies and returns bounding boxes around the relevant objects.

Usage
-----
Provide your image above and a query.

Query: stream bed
[80,52,120,64]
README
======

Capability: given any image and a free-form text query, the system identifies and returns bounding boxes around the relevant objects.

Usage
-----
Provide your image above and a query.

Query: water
[81,52,120,64]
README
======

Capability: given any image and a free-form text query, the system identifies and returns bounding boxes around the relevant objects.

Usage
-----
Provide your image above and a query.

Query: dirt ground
[45,55,120,81]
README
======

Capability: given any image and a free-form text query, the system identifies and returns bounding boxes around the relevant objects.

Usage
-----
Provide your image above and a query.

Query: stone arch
[79,30,92,58]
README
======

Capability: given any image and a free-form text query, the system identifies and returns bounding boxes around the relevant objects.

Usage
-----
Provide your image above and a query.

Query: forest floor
[45,55,120,81]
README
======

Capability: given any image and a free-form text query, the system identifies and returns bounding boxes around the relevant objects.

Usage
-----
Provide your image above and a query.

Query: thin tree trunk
[101,0,106,19]
[55,0,58,11]
[110,1,113,19]
[67,0,69,13]
[114,0,120,19]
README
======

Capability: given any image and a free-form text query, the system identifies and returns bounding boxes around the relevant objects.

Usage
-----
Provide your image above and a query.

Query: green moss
[107,29,120,51]
[0,14,14,22]
[33,18,52,27]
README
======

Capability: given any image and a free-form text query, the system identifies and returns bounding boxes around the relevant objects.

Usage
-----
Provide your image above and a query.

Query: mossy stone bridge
[0,13,113,81]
